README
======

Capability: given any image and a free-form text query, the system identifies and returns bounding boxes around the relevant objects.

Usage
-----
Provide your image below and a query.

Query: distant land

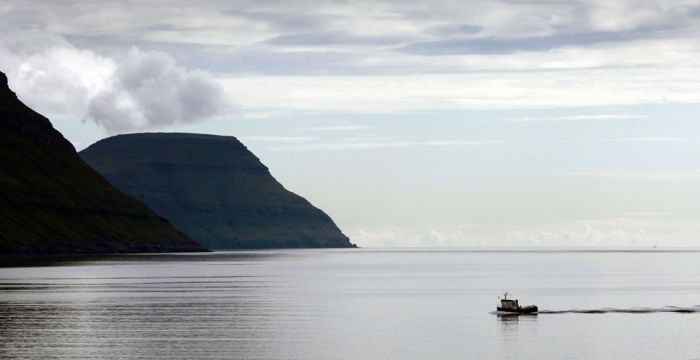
[0,71,207,255]
[81,133,356,249]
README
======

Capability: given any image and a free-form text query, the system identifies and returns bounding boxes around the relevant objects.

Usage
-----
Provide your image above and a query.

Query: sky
[2,0,700,247]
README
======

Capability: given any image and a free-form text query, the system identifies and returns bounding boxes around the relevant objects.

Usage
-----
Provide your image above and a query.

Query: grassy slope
[80,133,355,249]
[0,72,207,254]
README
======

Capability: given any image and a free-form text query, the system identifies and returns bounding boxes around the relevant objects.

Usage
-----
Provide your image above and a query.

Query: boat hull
[496,305,538,314]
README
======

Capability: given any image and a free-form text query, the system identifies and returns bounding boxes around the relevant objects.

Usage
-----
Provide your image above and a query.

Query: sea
[1,248,699,360]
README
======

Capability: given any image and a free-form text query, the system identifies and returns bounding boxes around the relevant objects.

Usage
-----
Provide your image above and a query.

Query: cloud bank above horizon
[3,0,700,116]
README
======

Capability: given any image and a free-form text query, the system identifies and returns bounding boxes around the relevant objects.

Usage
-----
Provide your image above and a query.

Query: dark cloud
[61,34,358,75]
[265,31,409,46]
[428,24,483,36]
[6,0,700,76]
[400,25,674,55]
[200,48,358,75]
[221,9,328,33]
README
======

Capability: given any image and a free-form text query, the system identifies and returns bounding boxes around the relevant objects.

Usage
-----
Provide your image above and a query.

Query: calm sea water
[1,249,700,360]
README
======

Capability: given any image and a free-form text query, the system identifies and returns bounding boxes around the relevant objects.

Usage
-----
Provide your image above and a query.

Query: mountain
[80,133,355,249]
[0,71,206,255]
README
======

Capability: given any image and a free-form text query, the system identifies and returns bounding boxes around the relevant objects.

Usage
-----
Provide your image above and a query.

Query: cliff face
[80,133,355,249]
[0,71,206,254]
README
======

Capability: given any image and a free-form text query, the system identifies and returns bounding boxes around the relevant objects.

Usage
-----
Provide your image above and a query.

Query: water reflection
[496,313,537,331]
[0,251,285,268]
[0,252,293,359]
[0,299,281,359]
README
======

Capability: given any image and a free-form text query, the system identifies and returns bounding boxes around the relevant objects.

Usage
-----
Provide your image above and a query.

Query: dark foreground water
[1,249,700,359]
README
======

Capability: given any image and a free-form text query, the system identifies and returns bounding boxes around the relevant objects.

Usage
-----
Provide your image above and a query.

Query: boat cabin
[499,292,519,310]
[500,298,519,310]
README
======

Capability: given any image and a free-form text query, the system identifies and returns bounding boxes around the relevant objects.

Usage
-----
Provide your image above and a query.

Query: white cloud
[0,31,116,115]
[498,114,648,122]
[239,136,316,142]
[0,32,230,133]
[300,125,372,132]
[87,47,230,133]
[349,217,700,248]
[346,226,480,248]
[594,137,691,143]
[221,61,700,112]
[269,139,501,151]
[560,170,700,181]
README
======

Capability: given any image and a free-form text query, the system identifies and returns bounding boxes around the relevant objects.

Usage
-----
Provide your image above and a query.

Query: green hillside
[80,133,355,249]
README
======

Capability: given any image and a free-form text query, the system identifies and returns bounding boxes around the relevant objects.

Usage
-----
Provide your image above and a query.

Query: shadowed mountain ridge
[80,132,355,249]
[0,71,206,254]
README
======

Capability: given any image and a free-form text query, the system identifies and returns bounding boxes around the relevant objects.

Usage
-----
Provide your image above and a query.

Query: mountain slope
[0,71,206,254]
[80,133,355,249]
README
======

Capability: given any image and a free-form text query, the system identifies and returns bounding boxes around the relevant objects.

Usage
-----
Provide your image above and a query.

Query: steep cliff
[0,71,206,254]
[80,133,355,249]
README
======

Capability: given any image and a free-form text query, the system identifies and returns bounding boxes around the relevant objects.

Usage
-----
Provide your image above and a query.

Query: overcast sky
[2,0,700,247]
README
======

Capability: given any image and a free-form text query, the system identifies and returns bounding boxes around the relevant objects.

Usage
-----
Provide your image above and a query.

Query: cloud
[0,31,230,133]
[0,31,116,115]
[400,25,669,55]
[427,23,482,36]
[270,139,501,151]
[300,125,372,132]
[346,226,475,247]
[594,137,691,143]
[349,217,700,247]
[498,114,648,122]
[221,64,700,112]
[87,47,230,133]
[222,9,327,33]
[239,136,316,143]
[560,170,700,181]
[266,31,409,46]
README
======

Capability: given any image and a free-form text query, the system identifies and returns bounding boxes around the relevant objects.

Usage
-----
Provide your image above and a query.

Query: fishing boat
[496,292,538,314]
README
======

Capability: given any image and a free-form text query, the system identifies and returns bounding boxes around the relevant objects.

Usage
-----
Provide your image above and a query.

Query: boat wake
[539,306,700,314]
